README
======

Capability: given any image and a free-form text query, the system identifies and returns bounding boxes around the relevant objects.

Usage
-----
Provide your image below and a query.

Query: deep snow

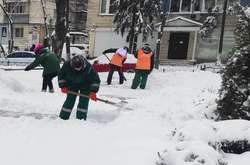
[0,65,249,165]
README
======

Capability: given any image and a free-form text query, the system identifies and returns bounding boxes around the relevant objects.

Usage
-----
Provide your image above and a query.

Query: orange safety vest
[110,53,127,67]
[135,49,152,70]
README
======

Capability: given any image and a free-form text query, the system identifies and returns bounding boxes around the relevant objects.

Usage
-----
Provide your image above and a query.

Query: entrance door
[168,32,190,59]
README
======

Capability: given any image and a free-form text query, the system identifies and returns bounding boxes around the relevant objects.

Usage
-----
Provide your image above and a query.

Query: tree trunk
[53,0,67,56]
[129,2,136,53]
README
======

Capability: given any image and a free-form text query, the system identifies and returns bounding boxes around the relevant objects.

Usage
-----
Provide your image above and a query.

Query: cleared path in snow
[0,66,221,165]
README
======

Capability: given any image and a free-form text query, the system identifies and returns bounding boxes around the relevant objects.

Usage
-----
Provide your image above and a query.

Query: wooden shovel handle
[67,90,117,105]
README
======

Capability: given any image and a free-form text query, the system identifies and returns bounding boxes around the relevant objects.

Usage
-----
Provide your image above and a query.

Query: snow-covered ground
[0,65,249,165]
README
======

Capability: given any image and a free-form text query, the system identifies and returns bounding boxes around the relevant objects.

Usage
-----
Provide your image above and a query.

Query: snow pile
[172,120,250,144]
[1,65,250,165]
[156,119,250,165]
[0,70,28,93]
[156,141,225,165]
[214,120,250,142]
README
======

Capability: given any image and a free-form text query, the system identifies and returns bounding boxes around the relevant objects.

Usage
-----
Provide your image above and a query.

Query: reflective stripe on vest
[110,53,126,67]
[135,49,152,70]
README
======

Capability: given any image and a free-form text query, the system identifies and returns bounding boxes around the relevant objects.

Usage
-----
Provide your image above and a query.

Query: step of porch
[159,59,196,66]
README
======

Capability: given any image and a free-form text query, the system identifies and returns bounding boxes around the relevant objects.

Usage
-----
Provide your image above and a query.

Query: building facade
[86,0,240,63]
[69,0,88,32]
[0,0,56,51]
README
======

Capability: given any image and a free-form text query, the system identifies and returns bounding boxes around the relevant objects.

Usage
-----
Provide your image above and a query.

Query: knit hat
[31,43,44,54]
[116,47,127,57]
[142,43,151,53]
[70,55,85,70]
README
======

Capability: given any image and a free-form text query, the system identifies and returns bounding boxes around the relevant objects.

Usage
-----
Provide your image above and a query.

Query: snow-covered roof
[69,31,88,36]
[155,16,203,27]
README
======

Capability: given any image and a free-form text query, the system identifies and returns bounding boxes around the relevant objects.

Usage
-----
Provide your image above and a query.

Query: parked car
[61,46,86,62]
[0,51,35,66]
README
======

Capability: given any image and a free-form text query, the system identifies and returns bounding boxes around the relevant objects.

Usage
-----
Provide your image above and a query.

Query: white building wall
[93,28,157,57]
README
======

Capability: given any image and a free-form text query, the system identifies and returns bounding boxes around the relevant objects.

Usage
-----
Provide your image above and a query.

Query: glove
[61,87,69,93]
[89,92,97,101]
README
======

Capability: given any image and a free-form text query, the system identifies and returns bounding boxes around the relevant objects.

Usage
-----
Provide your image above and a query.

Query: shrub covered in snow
[200,6,219,39]
[156,120,250,165]
[216,4,250,120]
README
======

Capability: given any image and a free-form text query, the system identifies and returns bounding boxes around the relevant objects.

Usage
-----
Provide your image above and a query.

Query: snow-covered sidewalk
[0,66,249,165]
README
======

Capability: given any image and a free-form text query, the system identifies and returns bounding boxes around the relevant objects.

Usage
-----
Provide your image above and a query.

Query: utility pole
[65,0,71,60]
[217,0,228,65]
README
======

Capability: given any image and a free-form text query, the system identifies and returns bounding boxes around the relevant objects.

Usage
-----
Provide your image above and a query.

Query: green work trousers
[59,88,90,120]
[131,70,149,89]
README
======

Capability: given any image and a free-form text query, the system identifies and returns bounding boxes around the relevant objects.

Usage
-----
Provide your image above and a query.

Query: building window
[100,0,116,14]
[15,28,24,38]
[181,0,191,12]
[193,0,202,12]
[205,0,216,11]
[171,0,181,12]
[169,0,220,13]
[7,2,27,14]
[1,27,7,37]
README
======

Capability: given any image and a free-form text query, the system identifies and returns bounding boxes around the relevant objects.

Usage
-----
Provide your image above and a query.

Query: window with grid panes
[6,2,26,14]
[100,0,116,14]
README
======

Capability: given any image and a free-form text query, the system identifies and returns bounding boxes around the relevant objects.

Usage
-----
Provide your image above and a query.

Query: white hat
[116,48,127,57]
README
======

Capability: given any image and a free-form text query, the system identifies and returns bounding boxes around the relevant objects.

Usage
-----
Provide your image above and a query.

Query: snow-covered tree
[113,0,162,53]
[52,0,67,55]
[216,5,250,120]
[200,6,219,39]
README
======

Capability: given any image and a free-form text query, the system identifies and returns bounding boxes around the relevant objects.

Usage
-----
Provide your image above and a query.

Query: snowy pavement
[0,66,249,165]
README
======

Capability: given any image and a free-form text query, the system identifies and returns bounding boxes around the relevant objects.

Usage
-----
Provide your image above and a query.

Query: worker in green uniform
[25,43,60,93]
[58,55,101,120]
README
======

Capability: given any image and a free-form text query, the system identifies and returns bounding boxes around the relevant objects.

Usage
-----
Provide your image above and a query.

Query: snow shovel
[67,90,132,110]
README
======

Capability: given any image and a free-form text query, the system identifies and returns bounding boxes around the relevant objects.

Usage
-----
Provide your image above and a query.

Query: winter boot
[49,89,55,93]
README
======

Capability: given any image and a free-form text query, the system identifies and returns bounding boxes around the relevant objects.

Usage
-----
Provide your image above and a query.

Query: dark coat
[25,48,60,76]
[58,59,100,92]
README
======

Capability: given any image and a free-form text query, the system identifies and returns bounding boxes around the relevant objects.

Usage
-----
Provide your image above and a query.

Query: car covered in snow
[0,51,35,66]
[61,46,87,62]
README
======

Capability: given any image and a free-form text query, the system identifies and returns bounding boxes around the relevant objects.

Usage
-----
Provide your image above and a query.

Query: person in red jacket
[102,46,129,85]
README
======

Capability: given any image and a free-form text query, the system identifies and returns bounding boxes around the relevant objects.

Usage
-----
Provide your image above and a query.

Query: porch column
[192,31,198,61]
[202,0,205,11]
